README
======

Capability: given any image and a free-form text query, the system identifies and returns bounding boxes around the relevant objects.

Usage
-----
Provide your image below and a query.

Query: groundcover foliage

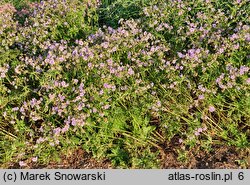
[0,0,249,168]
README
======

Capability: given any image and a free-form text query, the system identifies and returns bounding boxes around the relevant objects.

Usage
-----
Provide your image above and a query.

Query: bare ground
[7,144,249,169]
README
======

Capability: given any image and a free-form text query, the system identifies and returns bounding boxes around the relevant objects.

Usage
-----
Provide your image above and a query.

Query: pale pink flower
[203,127,207,131]
[32,157,38,162]
[128,68,134,75]
[246,78,250,85]
[208,105,216,112]
[197,128,203,133]
[19,161,27,167]
[179,139,183,143]
[198,94,205,100]
[194,131,200,136]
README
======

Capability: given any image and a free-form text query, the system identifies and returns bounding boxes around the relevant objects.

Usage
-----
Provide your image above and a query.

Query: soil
[161,145,249,169]
[12,149,113,169]
[159,136,249,169]
[7,138,249,169]
[45,149,112,169]
[8,146,248,169]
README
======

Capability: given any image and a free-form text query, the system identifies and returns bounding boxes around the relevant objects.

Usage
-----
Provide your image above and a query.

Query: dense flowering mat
[0,0,249,168]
